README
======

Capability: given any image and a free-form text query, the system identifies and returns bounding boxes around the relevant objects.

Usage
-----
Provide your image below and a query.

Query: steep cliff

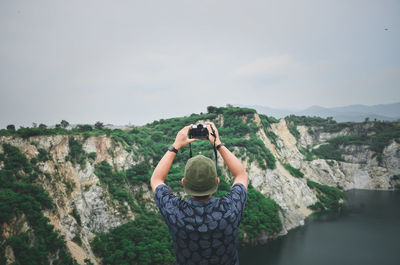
[1,107,399,264]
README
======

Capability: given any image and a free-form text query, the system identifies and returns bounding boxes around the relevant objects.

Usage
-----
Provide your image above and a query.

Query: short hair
[193,194,210,200]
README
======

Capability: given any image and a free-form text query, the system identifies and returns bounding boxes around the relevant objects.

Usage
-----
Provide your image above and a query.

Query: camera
[189,124,209,139]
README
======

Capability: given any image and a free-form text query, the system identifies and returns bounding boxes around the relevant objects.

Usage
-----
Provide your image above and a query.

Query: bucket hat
[184,155,218,196]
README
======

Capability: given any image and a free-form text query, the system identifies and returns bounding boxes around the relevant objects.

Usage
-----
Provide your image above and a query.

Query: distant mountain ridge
[238,102,400,122]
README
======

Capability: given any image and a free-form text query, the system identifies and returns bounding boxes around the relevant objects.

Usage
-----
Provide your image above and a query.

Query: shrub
[71,208,81,226]
[391,174,400,181]
[37,148,50,162]
[76,124,93,132]
[94,161,136,208]
[68,137,86,167]
[312,143,343,161]
[94,122,104,130]
[88,152,97,160]
[282,163,304,178]
[60,120,69,128]
[126,162,151,185]
[307,179,344,211]
[6,124,15,131]
[240,188,282,239]
[93,213,175,265]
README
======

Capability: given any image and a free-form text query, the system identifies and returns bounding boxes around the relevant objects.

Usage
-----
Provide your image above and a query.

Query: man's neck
[191,194,212,202]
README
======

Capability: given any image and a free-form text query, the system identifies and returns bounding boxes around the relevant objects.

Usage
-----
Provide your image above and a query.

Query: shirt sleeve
[154,184,180,223]
[222,183,247,214]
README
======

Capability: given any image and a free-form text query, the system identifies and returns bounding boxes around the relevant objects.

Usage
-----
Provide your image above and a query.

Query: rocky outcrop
[238,115,399,238]
[0,135,143,265]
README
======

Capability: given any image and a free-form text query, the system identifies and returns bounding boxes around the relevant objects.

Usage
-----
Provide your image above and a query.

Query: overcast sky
[1,0,399,128]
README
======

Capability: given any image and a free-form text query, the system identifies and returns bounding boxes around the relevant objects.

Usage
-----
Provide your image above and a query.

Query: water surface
[239,190,400,265]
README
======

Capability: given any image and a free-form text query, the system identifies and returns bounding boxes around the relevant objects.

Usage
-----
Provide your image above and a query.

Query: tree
[94,122,104,130]
[60,120,69,129]
[207,106,222,114]
[77,124,92,132]
[6,124,15,131]
[38,124,47,129]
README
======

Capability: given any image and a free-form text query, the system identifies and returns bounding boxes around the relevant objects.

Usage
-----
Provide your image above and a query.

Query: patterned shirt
[154,183,247,265]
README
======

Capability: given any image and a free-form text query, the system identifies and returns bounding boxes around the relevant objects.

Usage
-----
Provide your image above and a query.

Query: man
[150,122,248,265]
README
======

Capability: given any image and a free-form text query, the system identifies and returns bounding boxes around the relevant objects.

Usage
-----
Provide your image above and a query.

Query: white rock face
[383,141,400,171]
[81,185,124,233]
[249,162,317,233]
[293,124,399,191]
[248,115,400,241]
[0,135,142,265]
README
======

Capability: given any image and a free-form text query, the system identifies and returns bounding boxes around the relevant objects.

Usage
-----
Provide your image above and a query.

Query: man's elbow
[150,176,164,193]
[234,172,249,189]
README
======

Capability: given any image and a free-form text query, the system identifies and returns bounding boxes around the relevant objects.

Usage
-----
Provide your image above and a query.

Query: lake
[239,190,400,265]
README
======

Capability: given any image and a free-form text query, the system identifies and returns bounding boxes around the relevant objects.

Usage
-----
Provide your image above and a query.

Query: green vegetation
[126,162,151,185]
[94,161,133,208]
[259,114,280,149]
[1,106,277,169]
[38,148,50,162]
[141,106,276,170]
[312,143,344,161]
[240,188,282,239]
[6,124,15,131]
[71,207,81,226]
[285,120,301,140]
[5,107,398,263]
[0,107,281,257]
[282,163,304,178]
[0,126,70,138]
[391,175,400,190]
[0,143,77,264]
[391,174,400,181]
[88,152,97,160]
[94,121,104,130]
[77,124,93,132]
[307,179,345,211]
[60,120,69,128]
[312,122,400,163]
[285,115,400,164]
[284,115,355,133]
[93,213,175,265]
[68,136,87,167]
[299,147,315,161]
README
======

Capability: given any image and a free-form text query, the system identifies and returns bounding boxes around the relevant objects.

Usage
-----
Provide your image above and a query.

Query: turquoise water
[239,190,400,265]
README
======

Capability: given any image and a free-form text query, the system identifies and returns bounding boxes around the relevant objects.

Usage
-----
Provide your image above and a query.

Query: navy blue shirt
[155,183,247,265]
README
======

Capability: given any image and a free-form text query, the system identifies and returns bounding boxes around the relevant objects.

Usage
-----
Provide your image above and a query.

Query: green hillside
[0,106,284,265]
[3,106,394,264]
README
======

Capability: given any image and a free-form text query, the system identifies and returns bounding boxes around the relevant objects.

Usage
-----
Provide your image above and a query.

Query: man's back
[150,123,249,264]
[155,183,247,265]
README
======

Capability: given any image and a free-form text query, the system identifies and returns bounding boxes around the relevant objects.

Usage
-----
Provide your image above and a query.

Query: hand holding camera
[172,122,221,153]
[173,125,198,150]
[188,122,221,146]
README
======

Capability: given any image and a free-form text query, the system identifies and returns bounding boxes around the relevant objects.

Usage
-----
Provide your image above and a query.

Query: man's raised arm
[150,125,197,193]
[206,122,248,190]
